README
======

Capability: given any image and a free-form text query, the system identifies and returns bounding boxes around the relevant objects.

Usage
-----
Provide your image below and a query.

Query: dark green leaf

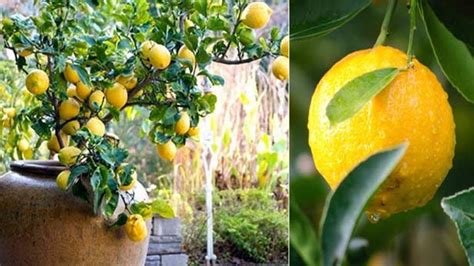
[104,192,119,218]
[441,187,474,265]
[290,198,320,266]
[71,64,91,86]
[72,179,89,203]
[290,0,370,40]
[320,143,408,266]
[111,213,128,227]
[420,1,474,103]
[326,68,400,125]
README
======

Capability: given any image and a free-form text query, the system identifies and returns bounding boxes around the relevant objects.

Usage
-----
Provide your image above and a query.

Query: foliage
[0,0,285,241]
[183,188,288,264]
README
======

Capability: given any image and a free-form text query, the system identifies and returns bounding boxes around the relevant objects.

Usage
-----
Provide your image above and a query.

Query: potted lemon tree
[0,0,288,264]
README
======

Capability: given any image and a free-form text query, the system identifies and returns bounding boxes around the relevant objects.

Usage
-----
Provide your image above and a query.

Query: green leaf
[326,68,400,125]
[320,143,408,266]
[111,213,128,227]
[151,199,175,219]
[71,64,92,86]
[290,0,370,40]
[290,198,320,266]
[104,192,119,218]
[441,187,474,265]
[420,1,474,103]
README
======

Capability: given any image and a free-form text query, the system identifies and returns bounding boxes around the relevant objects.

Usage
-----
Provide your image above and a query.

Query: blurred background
[290,1,473,265]
[0,0,288,264]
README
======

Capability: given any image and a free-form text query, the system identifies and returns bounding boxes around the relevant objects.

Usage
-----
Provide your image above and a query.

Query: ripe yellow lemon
[88,90,105,110]
[17,139,30,152]
[86,117,105,136]
[280,35,289,57]
[125,214,147,242]
[58,146,82,166]
[26,69,49,95]
[62,120,80,135]
[59,98,81,120]
[308,46,455,220]
[64,64,80,84]
[271,56,289,81]
[76,81,92,100]
[4,107,16,118]
[175,111,191,135]
[149,44,171,70]
[117,75,138,90]
[19,48,33,57]
[47,132,69,153]
[56,170,70,191]
[188,126,200,137]
[140,40,156,59]
[241,2,273,29]
[157,140,177,161]
[67,85,78,98]
[117,165,138,191]
[105,83,128,109]
[177,45,196,67]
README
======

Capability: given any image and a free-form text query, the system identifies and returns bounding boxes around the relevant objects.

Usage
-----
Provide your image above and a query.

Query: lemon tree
[1,0,287,242]
[291,0,474,265]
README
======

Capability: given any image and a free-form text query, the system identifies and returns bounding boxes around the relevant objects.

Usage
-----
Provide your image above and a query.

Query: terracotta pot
[0,160,150,266]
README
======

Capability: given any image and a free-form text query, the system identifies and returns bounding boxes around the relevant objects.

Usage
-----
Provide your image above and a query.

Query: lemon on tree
[58,146,82,166]
[59,98,81,120]
[280,35,289,57]
[62,120,80,135]
[140,40,155,59]
[56,170,70,191]
[67,85,78,98]
[86,117,105,137]
[117,75,137,90]
[241,2,273,29]
[17,139,30,152]
[177,45,196,67]
[175,111,190,135]
[64,64,80,84]
[4,107,16,118]
[188,126,200,137]
[124,214,147,242]
[76,81,92,100]
[308,46,455,220]
[88,90,105,110]
[25,69,49,95]
[157,140,177,161]
[271,56,289,81]
[148,44,171,70]
[105,83,128,109]
[47,132,69,153]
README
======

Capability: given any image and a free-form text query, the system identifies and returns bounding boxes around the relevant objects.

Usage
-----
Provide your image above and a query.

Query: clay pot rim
[10,160,66,177]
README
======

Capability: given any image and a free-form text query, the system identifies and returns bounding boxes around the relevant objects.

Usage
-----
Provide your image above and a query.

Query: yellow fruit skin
[157,141,177,161]
[272,56,289,81]
[177,46,196,67]
[88,90,106,110]
[125,214,148,242]
[117,75,138,90]
[242,2,272,29]
[56,170,70,191]
[67,86,78,98]
[59,98,81,120]
[19,49,33,57]
[76,81,92,100]
[86,117,105,137]
[4,107,16,118]
[63,120,80,135]
[105,83,128,109]
[58,146,82,166]
[140,40,155,59]
[47,132,69,153]
[175,112,191,135]
[149,44,171,70]
[17,139,30,152]
[26,70,49,95]
[64,64,80,84]
[280,36,289,57]
[308,46,455,219]
[188,127,200,137]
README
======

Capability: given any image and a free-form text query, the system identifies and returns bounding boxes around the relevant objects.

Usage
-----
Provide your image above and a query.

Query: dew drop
[368,213,380,224]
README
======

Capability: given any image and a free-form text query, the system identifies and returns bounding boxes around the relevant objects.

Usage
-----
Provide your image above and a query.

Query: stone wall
[146,217,188,266]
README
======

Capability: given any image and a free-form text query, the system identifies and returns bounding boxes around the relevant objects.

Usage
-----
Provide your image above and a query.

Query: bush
[184,188,288,264]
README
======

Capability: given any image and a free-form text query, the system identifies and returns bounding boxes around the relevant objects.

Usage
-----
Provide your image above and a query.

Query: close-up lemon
[88,90,106,110]
[124,214,147,242]
[148,44,171,70]
[62,120,80,135]
[86,117,105,137]
[188,126,200,137]
[241,2,273,29]
[47,132,69,153]
[117,75,138,90]
[177,45,196,67]
[56,170,70,191]
[59,98,81,120]
[308,46,455,219]
[76,81,92,100]
[25,69,49,95]
[272,56,289,81]
[58,146,82,166]
[17,139,30,152]
[64,64,80,84]
[157,140,177,161]
[280,35,289,57]
[105,83,128,109]
[175,111,191,135]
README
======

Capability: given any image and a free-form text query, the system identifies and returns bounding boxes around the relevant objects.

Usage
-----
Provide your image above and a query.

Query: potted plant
[0,0,288,264]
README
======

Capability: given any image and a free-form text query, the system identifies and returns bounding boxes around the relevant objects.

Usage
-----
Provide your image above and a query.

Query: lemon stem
[406,0,417,65]
[374,0,398,47]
